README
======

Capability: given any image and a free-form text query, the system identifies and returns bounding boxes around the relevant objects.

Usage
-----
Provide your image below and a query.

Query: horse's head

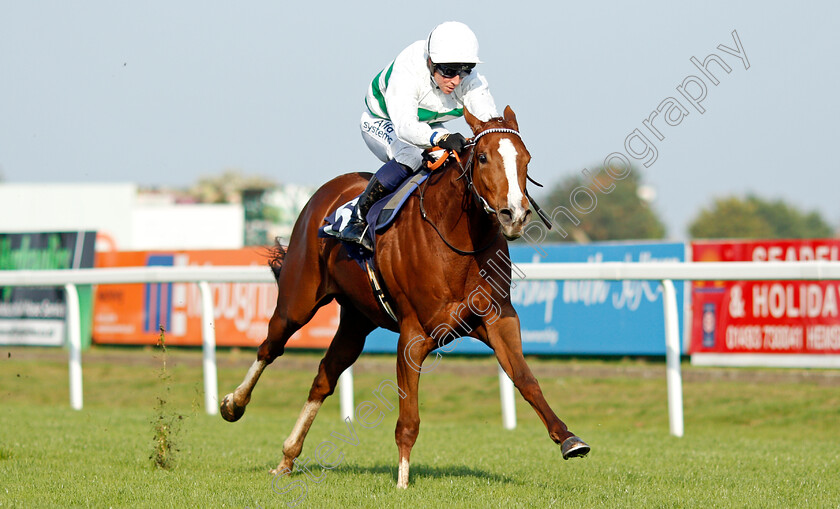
[463,106,532,240]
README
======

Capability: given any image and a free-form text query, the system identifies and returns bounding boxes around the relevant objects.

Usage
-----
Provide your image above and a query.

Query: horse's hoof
[561,436,590,459]
[270,459,294,476]
[220,393,246,422]
[269,465,291,476]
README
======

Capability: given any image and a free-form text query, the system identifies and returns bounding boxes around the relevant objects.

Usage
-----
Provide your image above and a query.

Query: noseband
[460,128,523,215]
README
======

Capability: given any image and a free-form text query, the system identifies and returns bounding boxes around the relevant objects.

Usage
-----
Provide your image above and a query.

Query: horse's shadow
[243,461,517,485]
[331,462,518,486]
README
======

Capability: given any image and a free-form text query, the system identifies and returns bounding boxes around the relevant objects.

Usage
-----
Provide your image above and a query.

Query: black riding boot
[336,176,390,252]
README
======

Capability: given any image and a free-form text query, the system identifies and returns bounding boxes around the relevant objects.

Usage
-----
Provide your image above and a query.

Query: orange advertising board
[92,249,338,348]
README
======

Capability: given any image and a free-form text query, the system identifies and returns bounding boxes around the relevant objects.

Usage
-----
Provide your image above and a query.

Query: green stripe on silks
[418,107,464,122]
[384,61,394,84]
[370,62,395,118]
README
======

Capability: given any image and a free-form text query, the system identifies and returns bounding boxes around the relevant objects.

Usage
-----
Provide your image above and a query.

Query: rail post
[339,366,354,421]
[499,365,517,429]
[64,283,83,410]
[198,281,219,415]
[660,279,684,437]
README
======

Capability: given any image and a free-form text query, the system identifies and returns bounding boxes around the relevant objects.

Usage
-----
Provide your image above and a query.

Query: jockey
[335,21,500,251]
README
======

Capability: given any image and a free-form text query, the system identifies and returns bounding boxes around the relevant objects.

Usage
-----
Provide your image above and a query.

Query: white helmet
[426,21,482,64]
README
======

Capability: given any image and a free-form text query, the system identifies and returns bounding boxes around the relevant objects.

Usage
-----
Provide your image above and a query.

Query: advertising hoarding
[690,239,840,367]
[92,249,338,348]
[0,231,96,346]
[363,242,688,356]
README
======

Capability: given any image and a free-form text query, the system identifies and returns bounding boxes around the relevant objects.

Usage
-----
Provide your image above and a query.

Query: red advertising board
[690,239,840,366]
[92,249,338,349]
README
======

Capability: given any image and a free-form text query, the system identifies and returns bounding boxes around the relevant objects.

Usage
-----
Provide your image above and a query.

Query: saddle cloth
[319,170,429,259]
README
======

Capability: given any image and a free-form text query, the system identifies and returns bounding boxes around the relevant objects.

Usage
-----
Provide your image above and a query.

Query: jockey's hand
[438,133,468,153]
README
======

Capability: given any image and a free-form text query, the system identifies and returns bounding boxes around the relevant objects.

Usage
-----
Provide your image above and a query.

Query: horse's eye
[478,153,487,164]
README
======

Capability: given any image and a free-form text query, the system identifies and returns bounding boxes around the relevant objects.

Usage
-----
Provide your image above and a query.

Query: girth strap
[364,258,398,323]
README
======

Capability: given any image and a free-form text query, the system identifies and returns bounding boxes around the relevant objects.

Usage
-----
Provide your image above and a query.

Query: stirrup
[333,175,389,253]
[336,217,373,251]
[356,226,373,252]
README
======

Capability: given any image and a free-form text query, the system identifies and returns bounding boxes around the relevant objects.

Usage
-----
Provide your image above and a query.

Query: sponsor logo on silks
[144,254,174,333]
[362,120,394,144]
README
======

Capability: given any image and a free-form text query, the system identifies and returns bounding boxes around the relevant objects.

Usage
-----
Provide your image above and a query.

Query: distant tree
[539,168,666,242]
[689,195,833,239]
[188,169,276,204]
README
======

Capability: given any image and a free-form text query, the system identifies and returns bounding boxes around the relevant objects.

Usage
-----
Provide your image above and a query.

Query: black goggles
[434,62,475,79]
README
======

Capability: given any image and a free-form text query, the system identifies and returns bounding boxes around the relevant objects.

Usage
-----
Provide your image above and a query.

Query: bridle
[460,128,522,216]
[417,127,552,255]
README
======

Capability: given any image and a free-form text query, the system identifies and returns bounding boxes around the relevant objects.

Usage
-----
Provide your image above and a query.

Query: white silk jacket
[365,40,499,148]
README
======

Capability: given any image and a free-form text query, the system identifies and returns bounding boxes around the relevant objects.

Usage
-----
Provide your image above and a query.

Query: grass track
[1,347,839,508]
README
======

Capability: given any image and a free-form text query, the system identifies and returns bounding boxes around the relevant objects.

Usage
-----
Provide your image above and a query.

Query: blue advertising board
[362,241,687,356]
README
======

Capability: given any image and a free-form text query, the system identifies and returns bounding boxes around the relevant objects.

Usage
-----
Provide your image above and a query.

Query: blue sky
[1,1,837,239]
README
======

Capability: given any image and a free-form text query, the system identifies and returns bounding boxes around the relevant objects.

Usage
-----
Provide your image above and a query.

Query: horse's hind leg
[220,307,310,421]
[272,305,375,474]
[221,244,326,422]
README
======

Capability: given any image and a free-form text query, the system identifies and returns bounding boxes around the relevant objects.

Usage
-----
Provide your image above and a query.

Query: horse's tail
[266,238,287,282]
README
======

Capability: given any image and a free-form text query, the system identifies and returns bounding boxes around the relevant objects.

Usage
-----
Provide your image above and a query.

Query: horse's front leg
[486,315,590,459]
[394,326,436,488]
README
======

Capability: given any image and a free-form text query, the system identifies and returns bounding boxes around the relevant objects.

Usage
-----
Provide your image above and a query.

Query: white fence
[4,261,840,437]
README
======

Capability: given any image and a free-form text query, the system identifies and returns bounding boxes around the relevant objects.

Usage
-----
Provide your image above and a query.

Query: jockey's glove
[438,133,468,153]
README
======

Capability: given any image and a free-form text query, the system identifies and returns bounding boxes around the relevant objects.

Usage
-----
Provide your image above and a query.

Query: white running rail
[3,261,840,436]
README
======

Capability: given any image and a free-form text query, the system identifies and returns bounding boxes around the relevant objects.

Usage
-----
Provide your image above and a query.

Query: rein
[418,126,554,254]
[418,127,519,256]
[418,157,497,255]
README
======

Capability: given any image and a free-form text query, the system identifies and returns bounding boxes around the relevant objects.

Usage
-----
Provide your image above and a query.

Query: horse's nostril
[499,208,513,224]
[523,209,532,224]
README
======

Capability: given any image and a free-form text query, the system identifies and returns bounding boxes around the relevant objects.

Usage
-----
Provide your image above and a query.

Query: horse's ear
[503,105,519,131]
[463,107,484,135]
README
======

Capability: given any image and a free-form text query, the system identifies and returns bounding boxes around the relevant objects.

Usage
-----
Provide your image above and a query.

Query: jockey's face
[433,70,461,95]
[429,59,473,95]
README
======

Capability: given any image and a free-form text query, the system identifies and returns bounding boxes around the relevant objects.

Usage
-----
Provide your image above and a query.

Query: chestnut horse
[220,106,589,488]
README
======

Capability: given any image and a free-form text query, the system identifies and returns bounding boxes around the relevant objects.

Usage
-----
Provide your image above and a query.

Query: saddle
[319,168,430,255]
[318,168,432,324]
